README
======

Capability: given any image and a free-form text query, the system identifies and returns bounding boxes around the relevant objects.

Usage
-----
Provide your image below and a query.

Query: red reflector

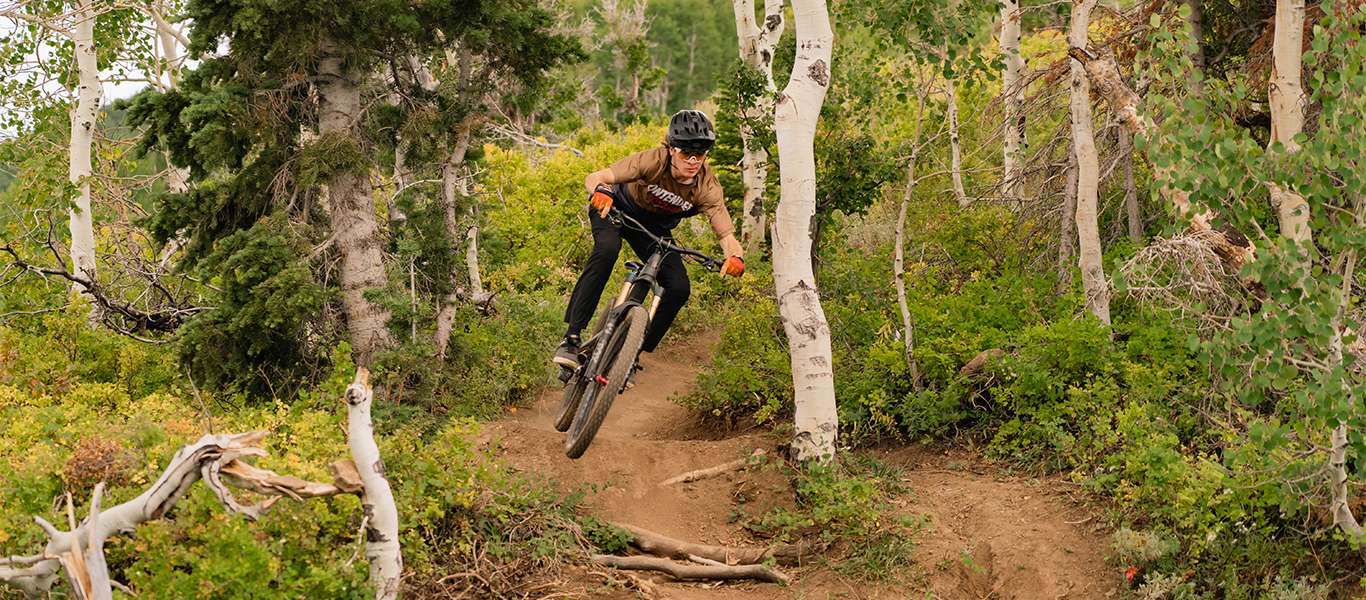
[595,374,609,385]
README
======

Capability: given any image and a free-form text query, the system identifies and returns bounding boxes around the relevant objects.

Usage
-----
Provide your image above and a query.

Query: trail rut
[479,334,1123,599]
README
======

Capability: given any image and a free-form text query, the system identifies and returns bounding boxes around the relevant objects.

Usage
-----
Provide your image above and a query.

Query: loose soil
[479,333,1124,599]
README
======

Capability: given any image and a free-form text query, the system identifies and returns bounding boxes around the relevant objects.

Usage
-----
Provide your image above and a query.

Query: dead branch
[590,555,790,584]
[1067,46,1257,270]
[958,349,1005,379]
[658,449,765,486]
[612,523,823,567]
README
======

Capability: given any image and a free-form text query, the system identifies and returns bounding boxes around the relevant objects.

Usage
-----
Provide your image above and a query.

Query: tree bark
[773,0,837,464]
[68,0,102,287]
[1186,0,1206,94]
[1120,127,1141,245]
[732,0,785,255]
[1058,141,1076,283]
[947,76,966,207]
[999,0,1026,205]
[1068,4,1110,326]
[433,44,479,360]
[317,35,396,365]
[344,369,402,600]
[895,88,926,392]
[1327,197,1365,557]
[1268,0,1312,260]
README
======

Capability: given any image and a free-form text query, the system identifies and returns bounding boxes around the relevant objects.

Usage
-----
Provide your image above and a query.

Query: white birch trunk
[895,91,926,392]
[344,370,402,600]
[68,0,102,285]
[1069,0,1109,326]
[773,0,837,464]
[433,45,479,360]
[1268,0,1312,256]
[317,36,396,365]
[999,0,1026,204]
[947,76,966,207]
[732,0,785,254]
[465,203,485,301]
[1327,197,1365,554]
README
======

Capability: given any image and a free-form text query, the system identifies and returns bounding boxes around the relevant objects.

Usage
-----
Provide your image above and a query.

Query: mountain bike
[554,207,723,459]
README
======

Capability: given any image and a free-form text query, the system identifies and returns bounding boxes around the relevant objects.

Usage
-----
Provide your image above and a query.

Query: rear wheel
[564,305,647,459]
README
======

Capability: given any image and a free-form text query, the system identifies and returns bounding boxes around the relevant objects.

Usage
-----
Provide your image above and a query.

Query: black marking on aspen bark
[373,457,387,478]
[761,49,772,64]
[808,60,829,87]
[345,387,364,405]
[765,14,782,31]
[812,355,829,368]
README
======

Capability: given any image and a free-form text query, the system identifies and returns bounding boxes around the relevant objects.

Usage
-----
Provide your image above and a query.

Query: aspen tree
[1068,0,1109,325]
[731,0,785,253]
[1268,0,1312,265]
[999,0,1026,203]
[772,0,837,463]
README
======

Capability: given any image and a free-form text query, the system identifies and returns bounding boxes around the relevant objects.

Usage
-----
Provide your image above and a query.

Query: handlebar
[605,206,724,273]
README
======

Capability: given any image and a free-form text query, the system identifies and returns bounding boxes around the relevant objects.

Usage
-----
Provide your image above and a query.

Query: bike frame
[569,208,720,385]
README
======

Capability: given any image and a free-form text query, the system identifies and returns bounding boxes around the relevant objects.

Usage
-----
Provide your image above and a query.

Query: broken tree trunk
[345,369,402,600]
[0,431,279,598]
[1068,47,1255,270]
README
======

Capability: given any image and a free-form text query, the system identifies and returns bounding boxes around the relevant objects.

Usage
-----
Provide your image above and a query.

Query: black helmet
[666,110,716,153]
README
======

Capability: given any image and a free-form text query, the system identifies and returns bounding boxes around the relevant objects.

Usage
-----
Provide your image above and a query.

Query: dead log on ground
[613,523,823,566]
[659,449,766,486]
[591,555,790,584]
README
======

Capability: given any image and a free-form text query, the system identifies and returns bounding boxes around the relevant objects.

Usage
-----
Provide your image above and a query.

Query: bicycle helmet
[666,110,716,153]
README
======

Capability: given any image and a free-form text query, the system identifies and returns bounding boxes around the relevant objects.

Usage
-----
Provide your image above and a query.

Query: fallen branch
[613,523,822,567]
[0,368,399,600]
[659,449,766,486]
[591,555,790,584]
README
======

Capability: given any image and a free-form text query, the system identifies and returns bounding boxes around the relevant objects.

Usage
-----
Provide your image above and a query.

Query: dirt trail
[480,334,1122,599]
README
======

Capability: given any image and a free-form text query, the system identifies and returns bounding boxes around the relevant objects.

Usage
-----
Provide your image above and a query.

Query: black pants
[564,207,689,353]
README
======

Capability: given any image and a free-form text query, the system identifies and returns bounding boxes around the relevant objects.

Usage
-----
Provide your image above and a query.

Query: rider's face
[671,147,705,178]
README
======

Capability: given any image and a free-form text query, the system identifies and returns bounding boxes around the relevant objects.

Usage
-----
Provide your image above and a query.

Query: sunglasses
[673,148,707,163]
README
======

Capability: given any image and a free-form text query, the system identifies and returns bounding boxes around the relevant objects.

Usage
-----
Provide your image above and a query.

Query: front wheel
[564,305,647,459]
[553,373,587,432]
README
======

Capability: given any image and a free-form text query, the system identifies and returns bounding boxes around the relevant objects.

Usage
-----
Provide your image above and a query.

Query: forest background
[0,0,1365,596]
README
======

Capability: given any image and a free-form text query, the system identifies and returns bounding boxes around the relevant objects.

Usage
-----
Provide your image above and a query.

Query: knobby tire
[564,305,647,459]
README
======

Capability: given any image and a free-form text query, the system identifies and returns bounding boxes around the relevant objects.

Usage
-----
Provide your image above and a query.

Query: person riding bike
[552,109,745,372]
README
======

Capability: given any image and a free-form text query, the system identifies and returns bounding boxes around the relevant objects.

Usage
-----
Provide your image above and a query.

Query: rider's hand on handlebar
[721,255,744,278]
[590,183,613,216]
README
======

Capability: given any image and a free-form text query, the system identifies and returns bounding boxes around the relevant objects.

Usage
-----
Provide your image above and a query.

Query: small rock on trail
[481,334,1121,599]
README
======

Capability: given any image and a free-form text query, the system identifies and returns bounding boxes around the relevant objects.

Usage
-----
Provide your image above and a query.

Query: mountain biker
[552,109,745,373]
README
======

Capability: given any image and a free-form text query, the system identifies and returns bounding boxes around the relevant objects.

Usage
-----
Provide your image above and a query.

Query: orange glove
[721,256,744,278]
[590,183,613,217]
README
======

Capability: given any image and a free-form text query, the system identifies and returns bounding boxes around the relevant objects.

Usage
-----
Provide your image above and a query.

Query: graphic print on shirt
[646,184,693,213]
